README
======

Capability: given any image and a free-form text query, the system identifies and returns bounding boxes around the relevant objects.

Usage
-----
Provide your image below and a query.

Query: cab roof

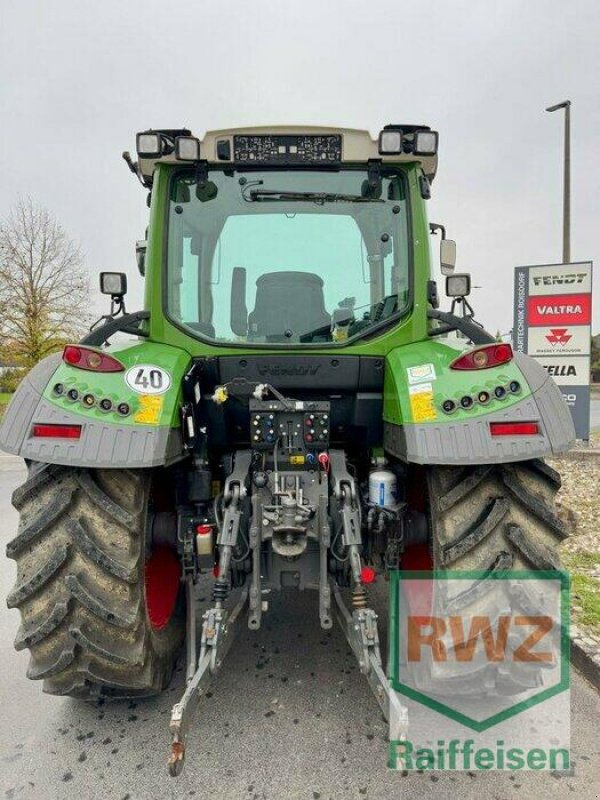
[129,125,438,188]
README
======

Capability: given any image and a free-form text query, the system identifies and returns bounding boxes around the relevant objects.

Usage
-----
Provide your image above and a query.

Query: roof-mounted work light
[378,128,403,155]
[413,130,439,155]
[136,132,163,159]
[175,136,201,161]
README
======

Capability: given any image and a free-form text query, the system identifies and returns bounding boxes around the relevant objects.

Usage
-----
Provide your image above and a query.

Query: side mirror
[440,239,456,276]
[230,267,248,337]
[100,272,127,298]
[446,273,471,298]
[136,240,147,276]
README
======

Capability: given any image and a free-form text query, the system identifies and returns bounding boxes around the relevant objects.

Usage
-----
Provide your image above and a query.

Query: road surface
[0,454,599,800]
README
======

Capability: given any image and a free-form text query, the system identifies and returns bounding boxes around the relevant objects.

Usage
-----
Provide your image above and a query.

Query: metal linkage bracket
[219,450,252,547]
[167,582,249,776]
[318,492,332,629]
[330,580,408,745]
[328,450,362,547]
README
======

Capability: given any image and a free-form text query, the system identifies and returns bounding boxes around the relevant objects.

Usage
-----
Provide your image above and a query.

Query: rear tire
[410,459,568,696]
[7,464,184,698]
[428,459,567,573]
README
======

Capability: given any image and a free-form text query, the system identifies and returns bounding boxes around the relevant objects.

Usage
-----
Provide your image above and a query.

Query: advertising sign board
[513,262,593,440]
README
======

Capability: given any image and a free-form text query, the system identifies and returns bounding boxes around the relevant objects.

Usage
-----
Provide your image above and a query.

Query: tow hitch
[167,577,249,776]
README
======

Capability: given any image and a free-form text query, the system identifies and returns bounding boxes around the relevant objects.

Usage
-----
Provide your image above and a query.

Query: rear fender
[0,342,192,468]
[383,342,575,464]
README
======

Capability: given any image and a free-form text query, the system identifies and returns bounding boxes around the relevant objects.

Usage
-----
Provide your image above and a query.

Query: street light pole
[546,100,571,264]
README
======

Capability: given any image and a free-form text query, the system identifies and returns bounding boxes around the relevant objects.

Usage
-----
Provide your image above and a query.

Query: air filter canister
[369,469,398,509]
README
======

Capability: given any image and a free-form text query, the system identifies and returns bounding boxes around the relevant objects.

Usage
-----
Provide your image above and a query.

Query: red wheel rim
[403,464,433,614]
[144,546,180,630]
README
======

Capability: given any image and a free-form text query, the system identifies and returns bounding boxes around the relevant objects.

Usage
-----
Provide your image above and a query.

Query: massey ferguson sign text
[513,262,593,439]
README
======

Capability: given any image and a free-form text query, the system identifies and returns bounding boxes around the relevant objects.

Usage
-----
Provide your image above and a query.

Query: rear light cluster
[53,383,130,416]
[441,381,521,415]
[450,343,513,371]
[63,345,124,373]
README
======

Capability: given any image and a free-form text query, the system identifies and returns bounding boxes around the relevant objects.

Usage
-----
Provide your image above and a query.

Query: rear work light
[63,345,124,373]
[450,343,513,371]
[32,423,82,439]
[490,422,539,437]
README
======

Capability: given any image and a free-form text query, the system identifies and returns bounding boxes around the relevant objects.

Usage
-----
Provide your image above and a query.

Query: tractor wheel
[411,459,568,696]
[6,464,184,698]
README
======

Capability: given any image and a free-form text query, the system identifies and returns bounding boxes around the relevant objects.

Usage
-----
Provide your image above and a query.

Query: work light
[413,130,439,155]
[100,272,127,297]
[446,273,471,298]
[175,136,201,161]
[136,132,163,158]
[378,129,403,155]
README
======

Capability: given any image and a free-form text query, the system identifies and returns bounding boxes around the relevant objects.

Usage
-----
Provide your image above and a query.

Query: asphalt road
[0,454,599,800]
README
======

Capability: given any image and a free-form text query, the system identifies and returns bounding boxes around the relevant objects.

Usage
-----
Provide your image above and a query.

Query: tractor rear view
[0,125,574,775]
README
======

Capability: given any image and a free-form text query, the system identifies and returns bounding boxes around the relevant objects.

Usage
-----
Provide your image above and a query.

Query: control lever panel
[249,399,330,451]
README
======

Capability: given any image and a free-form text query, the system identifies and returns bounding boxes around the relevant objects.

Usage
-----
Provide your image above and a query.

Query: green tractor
[0,125,574,775]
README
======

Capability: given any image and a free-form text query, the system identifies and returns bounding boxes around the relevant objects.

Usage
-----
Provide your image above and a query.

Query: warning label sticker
[133,394,164,425]
[409,383,437,422]
[407,363,437,385]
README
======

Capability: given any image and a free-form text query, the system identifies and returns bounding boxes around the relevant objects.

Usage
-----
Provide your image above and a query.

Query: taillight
[490,421,539,436]
[450,343,513,370]
[32,423,82,439]
[62,345,124,372]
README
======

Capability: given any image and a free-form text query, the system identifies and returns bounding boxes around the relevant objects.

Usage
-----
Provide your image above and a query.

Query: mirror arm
[427,309,495,345]
[429,222,446,239]
[82,311,150,347]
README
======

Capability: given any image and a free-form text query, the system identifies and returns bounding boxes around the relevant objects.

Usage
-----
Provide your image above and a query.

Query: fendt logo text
[532,273,587,287]
[257,365,321,377]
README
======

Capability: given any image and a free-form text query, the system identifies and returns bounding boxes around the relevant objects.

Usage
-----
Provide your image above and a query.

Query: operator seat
[248,271,330,341]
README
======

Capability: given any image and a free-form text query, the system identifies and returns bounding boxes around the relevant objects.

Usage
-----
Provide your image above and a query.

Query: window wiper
[245,189,384,204]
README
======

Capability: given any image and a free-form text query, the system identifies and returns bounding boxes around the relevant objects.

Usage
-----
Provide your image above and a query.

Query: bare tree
[0,198,90,368]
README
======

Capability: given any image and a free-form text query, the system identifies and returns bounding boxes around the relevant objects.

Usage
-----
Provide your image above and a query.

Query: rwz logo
[545,328,572,346]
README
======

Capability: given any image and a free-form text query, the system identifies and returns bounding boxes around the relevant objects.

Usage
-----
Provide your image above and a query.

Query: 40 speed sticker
[125,365,172,396]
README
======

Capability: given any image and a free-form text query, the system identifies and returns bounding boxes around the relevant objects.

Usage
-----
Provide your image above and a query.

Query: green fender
[382,341,575,464]
[0,340,192,468]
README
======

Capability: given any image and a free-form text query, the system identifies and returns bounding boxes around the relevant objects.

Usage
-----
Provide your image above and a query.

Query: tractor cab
[130,125,439,354]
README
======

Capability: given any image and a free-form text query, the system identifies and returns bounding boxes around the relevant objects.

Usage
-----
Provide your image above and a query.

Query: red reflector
[196,524,212,536]
[32,423,82,439]
[490,421,539,436]
[62,344,124,372]
[360,566,377,584]
[63,345,82,365]
[450,343,514,370]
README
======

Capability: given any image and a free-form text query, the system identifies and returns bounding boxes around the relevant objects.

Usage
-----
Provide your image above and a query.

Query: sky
[1,0,599,336]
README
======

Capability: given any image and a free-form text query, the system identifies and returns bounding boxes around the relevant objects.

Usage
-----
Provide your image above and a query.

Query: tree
[0,198,90,368]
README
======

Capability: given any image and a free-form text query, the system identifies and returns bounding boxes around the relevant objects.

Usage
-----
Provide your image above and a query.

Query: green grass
[562,551,600,629]
[571,575,600,628]
[0,392,12,419]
